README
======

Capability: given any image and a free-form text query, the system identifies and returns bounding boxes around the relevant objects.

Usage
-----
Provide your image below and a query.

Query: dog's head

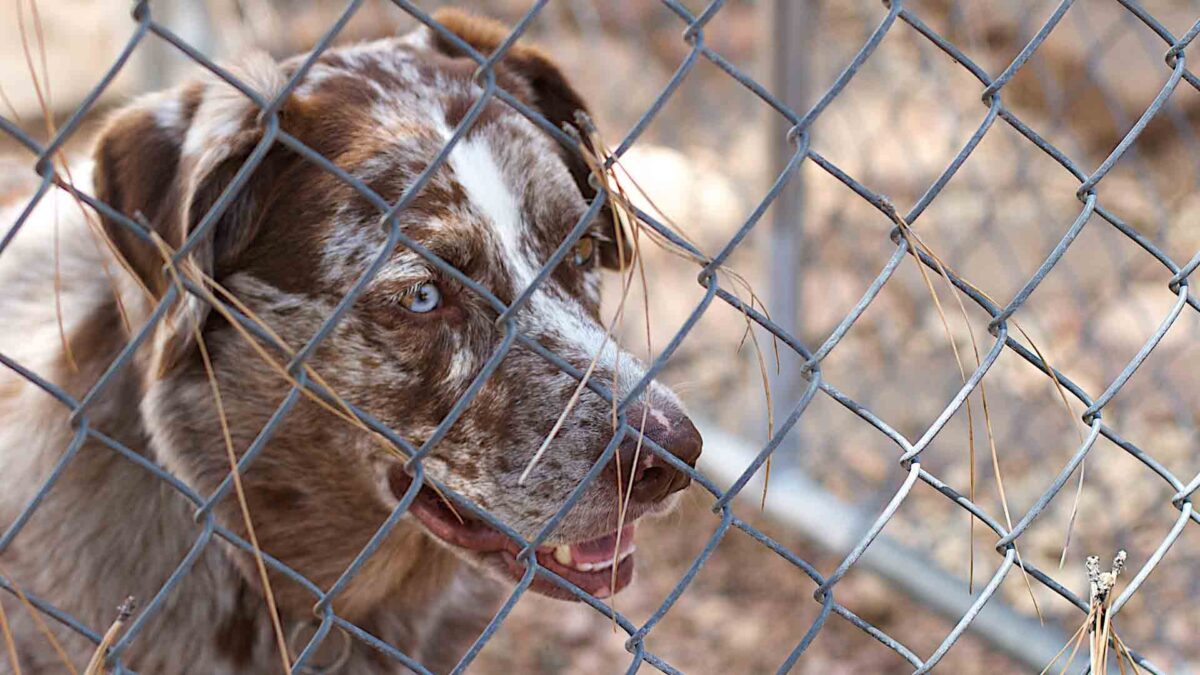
[92,10,701,607]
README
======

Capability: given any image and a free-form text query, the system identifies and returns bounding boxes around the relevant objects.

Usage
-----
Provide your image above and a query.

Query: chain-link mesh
[1,0,1199,673]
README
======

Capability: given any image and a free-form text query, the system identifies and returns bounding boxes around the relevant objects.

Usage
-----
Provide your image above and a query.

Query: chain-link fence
[1,0,1199,673]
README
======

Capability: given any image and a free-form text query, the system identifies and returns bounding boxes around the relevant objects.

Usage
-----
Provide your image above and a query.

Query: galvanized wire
[1,0,1198,672]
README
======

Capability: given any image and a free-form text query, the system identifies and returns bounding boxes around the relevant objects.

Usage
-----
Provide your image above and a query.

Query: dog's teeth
[577,559,614,572]
[553,545,573,566]
[552,541,636,572]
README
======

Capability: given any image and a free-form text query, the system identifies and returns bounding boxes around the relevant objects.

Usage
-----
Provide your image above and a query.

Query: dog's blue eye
[401,282,442,313]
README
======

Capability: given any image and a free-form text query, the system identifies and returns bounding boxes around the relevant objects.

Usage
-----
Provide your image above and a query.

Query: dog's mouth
[388,467,637,601]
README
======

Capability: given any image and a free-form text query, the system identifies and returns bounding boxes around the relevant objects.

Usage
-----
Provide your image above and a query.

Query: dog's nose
[613,408,703,504]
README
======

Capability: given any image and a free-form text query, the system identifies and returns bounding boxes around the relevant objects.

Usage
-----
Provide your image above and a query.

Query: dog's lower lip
[498,546,636,600]
[388,467,638,599]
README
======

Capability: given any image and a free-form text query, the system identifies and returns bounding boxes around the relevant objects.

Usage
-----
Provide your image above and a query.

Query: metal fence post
[141,0,217,90]
[769,0,815,454]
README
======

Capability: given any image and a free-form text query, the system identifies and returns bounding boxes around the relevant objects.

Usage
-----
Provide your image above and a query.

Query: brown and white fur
[0,10,703,674]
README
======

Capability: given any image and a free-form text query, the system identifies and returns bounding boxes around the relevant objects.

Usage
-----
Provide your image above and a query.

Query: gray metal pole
[141,0,218,91]
[769,0,814,451]
[756,7,1092,670]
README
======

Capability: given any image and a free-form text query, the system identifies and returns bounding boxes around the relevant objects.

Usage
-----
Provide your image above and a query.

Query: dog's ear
[428,9,598,200]
[93,54,290,373]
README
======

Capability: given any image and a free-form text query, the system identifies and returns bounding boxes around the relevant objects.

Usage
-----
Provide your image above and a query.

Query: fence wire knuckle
[1,0,1199,672]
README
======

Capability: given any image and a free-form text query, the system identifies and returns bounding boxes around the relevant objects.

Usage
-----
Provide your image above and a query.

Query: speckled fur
[0,10,692,674]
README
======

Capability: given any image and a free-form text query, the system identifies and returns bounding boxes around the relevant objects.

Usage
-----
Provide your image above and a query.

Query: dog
[0,9,702,674]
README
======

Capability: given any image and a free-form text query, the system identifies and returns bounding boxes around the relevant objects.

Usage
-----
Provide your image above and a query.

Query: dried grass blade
[887,207,1044,618]
[15,0,140,345]
[152,235,291,674]
[27,0,51,111]
[1114,632,1140,675]
[520,344,608,486]
[194,321,293,674]
[516,243,641,485]
[611,403,649,621]
[193,328,292,674]
[1040,617,1086,675]
[82,597,133,675]
[517,132,646,486]
[0,564,76,675]
[610,169,650,619]
[891,216,979,589]
[1001,319,1084,568]
[893,221,1083,567]
[1097,596,1113,675]
[582,127,778,505]
[1055,608,1090,675]
[0,83,25,124]
[15,0,77,371]
[0,594,21,675]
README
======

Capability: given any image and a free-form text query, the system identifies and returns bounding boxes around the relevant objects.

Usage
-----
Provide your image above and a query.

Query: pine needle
[82,597,134,675]
[1046,551,1135,674]
[14,0,77,372]
[0,564,77,675]
[151,233,292,675]
[882,203,1085,569]
[13,0,139,372]
[0,593,21,675]
[573,120,779,508]
[1086,552,1130,675]
[1038,618,1086,674]
[515,123,664,485]
[514,225,642,486]
[884,203,1043,619]
[602,154,645,618]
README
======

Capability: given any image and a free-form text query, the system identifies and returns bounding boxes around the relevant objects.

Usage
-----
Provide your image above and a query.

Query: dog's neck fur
[0,187,498,674]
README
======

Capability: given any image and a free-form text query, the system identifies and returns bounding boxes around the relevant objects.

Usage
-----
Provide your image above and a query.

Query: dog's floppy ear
[429,9,598,200]
[93,54,289,373]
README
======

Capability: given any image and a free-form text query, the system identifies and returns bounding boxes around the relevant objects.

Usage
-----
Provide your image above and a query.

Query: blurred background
[3,0,1200,672]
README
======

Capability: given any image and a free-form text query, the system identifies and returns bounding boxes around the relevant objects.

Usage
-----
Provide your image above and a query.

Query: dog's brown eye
[572,237,597,268]
[400,282,442,313]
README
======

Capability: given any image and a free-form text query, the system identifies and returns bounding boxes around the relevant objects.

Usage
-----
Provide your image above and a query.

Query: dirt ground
[474,492,1020,674]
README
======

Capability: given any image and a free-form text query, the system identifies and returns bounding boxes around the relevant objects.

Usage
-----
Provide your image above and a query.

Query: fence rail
[2,0,1199,673]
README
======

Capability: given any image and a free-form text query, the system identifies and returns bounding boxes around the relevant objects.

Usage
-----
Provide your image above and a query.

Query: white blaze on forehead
[440,130,681,410]
[446,137,538,288]
[447,138,607,355]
